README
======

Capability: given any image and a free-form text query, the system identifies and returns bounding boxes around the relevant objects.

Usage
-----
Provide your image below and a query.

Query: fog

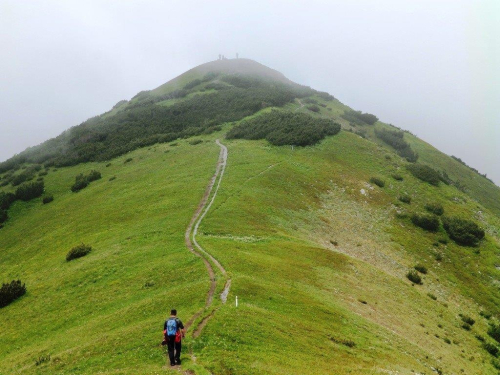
[1,0,499,184]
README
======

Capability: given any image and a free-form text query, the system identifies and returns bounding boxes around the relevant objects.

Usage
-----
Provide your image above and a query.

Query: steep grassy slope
[1,59,500,374]
[0,141,219,374]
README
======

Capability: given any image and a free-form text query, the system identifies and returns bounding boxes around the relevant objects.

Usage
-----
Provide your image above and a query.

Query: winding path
[184,139,231,335]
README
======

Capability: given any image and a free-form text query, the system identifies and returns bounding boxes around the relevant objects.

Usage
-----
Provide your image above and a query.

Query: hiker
[163,309,185,366]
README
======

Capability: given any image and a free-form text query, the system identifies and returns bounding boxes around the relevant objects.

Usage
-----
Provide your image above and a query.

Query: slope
[1,59,500,374]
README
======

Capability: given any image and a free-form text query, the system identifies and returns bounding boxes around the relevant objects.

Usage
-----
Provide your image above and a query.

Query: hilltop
[1,58,500,374]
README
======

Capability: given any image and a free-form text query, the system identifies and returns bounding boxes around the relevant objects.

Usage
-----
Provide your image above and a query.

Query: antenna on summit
[236,53,239,59]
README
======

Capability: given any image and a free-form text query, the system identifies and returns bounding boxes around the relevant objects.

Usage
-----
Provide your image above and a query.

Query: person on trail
[163,309,185,366]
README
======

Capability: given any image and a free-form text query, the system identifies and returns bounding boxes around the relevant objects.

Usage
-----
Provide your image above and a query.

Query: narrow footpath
[184,139,231,335]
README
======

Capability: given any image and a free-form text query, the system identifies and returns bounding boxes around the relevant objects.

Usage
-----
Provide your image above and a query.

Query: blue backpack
[166,318,178,336]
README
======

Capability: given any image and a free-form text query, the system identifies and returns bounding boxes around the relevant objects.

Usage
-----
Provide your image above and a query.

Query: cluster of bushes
[442,216,485,246]
[425,202,444,216]
[0,182,45,224]
[226,110,341,147]
[341,110,379,125]
[375,128,418,162]
[66,244,92,261]
[411,214,440,232]
[0,73,327,172]
[15,181,45,201]
[0,165,43,187]
[0,280,26,308]
[71,170,101,192]
[407,164,441,186]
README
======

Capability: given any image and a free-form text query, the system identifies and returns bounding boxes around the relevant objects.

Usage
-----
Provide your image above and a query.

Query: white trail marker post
[236,296,238,307]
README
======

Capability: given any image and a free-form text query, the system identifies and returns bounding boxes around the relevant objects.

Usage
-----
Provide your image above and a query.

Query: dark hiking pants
[167,335,181,365]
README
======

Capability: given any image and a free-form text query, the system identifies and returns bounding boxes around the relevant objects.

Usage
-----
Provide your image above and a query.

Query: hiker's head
[170,309,177,316]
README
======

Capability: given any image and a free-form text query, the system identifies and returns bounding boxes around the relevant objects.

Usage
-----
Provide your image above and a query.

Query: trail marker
[236,296,238,307]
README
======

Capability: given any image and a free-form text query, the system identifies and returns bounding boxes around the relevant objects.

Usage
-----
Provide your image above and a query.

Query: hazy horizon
[1,0,499,184]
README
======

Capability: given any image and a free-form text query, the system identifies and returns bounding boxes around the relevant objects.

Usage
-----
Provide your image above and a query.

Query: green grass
[1,62,500,374]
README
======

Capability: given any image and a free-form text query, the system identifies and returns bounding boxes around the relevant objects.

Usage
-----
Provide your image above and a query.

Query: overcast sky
[1,0,499,184]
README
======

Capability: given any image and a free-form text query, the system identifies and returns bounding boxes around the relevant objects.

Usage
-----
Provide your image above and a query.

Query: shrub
[414,264,428,274]
[375,128,418,162]
[38,171,48,177]
[0,192,16,210]
[15,181,44,201]
[369,177,385,187]
[227,110,341,147]
[306,105,320,112]
[442,216,484,246]
[35,355,51,366]
[399,195,411,204]
[425,203,444,216]
[71,171,101,192]
[411,214,440,232]
[66,244,92,261]
[438,238,448,244]
[302,98,318,104]
[124,158,133,163]
[0,280,27,308]
[0,209,8,224]
[460,314,475,326]
[189,139,203,145]
[42,195,54,204]
[392,174,403,181]
[461,323,471,331]
[341,110,378,125]
[480,311,492,320]
[488,323,500,344]
[406,270,422,284]
[427,293,437,300]
[434,252,443,261]
[71,174,89,192]
[87,170,102,182]
[483,342,499,357]
[407,164,441,186]
[109,176,116,181]
[105,163,111,167]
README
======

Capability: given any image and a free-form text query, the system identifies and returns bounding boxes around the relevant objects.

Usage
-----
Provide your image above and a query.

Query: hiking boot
[175,359,182,365]
[170,363,176,367]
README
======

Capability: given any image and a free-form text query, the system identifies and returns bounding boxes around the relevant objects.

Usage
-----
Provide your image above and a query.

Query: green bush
[42,195,54,204]
[227,110,341,147]
[480,311,492,320]
[392,174,403,181]
[399,195,411,204]
[71,174,89,192]
[407,164,441,186]
[425,203,444,216]
[0,192,16,210]
[15,181,44,201]
[189,139,203,145]
[306,105,320,112]
[406,270,422,284]
[369,177,385,187]
[341,110,378,125]
[488,323,500,344]
[71,171,101,192]
[302,98,318,104]
[66,244,92,261]
[87,170,102,182]
[414,264,428,274]
[460,314,475,326]
[0,209,8,224]
[483,342,499,357]
[427,293,437,300]
[411,214,440,232]
[0,280,26,308]
[442,216,485,246]
[124,158,133,164]
[375,128,418,162]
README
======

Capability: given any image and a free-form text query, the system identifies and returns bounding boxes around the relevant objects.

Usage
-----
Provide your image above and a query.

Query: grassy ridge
[0,141,219,374]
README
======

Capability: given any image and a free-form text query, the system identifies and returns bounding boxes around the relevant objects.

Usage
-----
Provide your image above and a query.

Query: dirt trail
[184,140,230,333]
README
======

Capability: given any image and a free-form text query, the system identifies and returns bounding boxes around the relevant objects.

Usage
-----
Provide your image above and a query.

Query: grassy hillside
[1,59,500,374]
